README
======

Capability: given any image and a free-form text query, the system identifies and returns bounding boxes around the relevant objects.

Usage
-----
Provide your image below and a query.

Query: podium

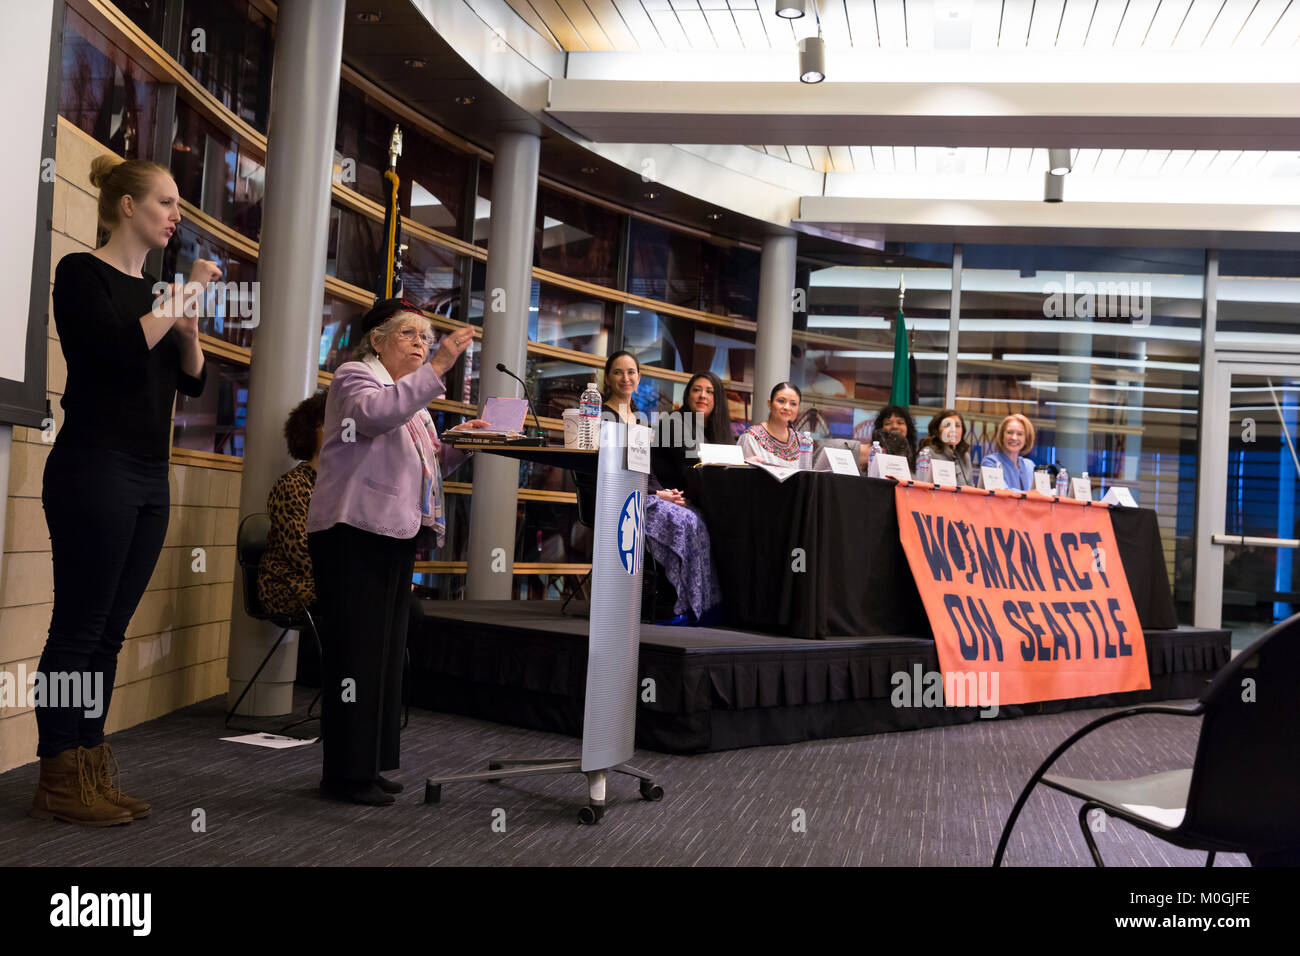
[422,422,664,823]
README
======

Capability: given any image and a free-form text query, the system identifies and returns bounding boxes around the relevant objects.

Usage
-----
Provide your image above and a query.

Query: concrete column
[466,131,540,599]
[753,232,797,423]
[1055,330,1092,476]
[227,0,346,716]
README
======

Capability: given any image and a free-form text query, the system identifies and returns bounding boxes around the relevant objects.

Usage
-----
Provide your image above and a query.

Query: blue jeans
[35,442,169,757]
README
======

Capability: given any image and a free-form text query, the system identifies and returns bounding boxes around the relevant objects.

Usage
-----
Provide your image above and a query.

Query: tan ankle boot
[88,742,151,820]
[29,748,133,827]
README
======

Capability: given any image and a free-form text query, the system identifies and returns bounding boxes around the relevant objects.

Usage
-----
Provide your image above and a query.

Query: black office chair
[560,470,597,613]
[228,512,324,737]
[994,613,1300,866]
[562,471,675,620]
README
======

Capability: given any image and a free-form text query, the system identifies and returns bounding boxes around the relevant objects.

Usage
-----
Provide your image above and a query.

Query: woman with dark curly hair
[258,391,329,617]
[872,404,919,469]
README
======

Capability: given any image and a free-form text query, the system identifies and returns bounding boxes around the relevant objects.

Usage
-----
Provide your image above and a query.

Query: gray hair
[352,311,433,362]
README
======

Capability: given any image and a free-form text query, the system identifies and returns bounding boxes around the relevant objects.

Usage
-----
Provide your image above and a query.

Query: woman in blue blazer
[981,413,1037,490]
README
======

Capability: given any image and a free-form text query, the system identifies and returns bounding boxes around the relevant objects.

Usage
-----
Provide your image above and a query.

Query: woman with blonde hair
[981,413,1037,491]
[31,155,218,826]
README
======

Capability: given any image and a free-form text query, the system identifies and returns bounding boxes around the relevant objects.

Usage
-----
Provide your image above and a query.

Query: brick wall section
[0,120,238,775]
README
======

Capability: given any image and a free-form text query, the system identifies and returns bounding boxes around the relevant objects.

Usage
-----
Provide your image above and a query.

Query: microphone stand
[495,362,545,443]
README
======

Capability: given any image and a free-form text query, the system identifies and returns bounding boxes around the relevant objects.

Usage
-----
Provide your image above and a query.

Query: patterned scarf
[364,356,445,547]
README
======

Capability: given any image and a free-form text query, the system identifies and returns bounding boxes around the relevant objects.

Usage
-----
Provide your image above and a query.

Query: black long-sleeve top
[51,252,207,459]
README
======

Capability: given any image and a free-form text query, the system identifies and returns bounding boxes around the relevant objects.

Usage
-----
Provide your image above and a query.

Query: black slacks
[37,442,170,757]
[307,523,415,783]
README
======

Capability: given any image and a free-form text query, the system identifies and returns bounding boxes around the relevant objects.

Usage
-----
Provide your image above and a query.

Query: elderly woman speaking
[307,298,483,805]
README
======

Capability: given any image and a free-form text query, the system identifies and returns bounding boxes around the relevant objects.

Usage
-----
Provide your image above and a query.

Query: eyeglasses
[393,327,435,348]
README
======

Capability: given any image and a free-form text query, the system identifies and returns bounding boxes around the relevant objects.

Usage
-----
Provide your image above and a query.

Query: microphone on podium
[495,362,544,440]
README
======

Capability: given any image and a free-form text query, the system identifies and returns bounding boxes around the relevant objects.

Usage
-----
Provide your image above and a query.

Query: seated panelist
[737,382,814,469]
[918,408,975,486]
[980,413,1037,491]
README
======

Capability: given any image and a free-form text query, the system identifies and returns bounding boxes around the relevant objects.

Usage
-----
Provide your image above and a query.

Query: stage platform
[406,600,1231,755]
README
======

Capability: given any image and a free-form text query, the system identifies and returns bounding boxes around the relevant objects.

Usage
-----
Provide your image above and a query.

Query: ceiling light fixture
[644,192,658,199]
[454,95,476,105]
[707,212,723,220]
[404,57,427,69]
[1048,148,1073,175]
[356,11,383,23]
[776,0,806,19]
[799,36,825,83]
[580,166,599,174]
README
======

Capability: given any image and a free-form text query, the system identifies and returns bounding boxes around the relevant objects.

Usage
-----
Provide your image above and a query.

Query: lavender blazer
[306,357,468,544]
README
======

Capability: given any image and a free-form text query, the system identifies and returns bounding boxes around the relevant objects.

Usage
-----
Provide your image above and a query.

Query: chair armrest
[992,702,1203,866]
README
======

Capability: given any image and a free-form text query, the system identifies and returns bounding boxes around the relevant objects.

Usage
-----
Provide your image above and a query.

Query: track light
[799,36,825,83]
[777,0,806,18]
[1044,171,1065,203]
[1048,148,1072,175]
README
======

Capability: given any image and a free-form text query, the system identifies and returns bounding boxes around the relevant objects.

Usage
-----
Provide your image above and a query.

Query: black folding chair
[994,613,1300,866]
[228,513,324,737]
[560,471,597,613]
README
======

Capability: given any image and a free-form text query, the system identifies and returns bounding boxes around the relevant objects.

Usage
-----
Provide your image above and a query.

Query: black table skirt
[691,468,1178,640]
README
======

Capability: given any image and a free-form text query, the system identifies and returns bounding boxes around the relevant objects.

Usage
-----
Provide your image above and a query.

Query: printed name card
[698,443,746,466]
[980,466,1007,491]
[930,459,957,487]
[816,446,860,476]
[1071,476,1093,501]
[1103,485,1138,507]
[1033,471,1054,496]
[874,454,912,482]
[626,423,652,475]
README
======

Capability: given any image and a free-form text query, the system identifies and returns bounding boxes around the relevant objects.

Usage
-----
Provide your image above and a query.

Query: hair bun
[88,155,122,189]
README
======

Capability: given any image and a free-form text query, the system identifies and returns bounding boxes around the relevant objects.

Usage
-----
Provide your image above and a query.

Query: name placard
[875,454,912,482]
[1103,485,1138,507]
[627,423,652,475]
[816,446,860,476]
[930,459,957,487]
[1033,471,1054,496]
[1071,476,1093,501]
[980,466,1007,491]
[698,443,746,466]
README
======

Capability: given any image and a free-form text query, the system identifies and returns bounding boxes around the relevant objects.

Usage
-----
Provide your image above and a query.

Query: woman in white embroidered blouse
[737,382,814,469]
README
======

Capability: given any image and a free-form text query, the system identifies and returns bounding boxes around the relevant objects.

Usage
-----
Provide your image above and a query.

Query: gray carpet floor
[0,692,1246,867]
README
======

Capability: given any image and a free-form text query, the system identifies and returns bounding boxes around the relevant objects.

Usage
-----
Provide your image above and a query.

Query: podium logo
[49,886,151,936]
[617,491,643,575]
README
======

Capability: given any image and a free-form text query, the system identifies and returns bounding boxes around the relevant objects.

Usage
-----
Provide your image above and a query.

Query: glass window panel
[178,0,273,133]
[801,250,953,440]
[59,7,158,161]
[535,187,621,288]
[319,292,367,373]
[624,309,755,393]
[1216,250,1300,348]
[956,244,1205,623]
[173,355,249,457]
[532,282,615,354]
[334,83,470,234]
[115,0,168,46]
[170,98,264,241]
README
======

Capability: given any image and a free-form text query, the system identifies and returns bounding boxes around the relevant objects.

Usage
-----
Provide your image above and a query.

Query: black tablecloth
[692,468,1178,640]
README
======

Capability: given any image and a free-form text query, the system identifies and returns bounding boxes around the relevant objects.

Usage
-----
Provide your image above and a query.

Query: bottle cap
[586,383,597,391]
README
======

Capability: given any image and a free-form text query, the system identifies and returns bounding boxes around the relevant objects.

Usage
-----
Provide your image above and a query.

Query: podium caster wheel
[639,782,664,802]
[578,805,604,825]
[424,783,441,804]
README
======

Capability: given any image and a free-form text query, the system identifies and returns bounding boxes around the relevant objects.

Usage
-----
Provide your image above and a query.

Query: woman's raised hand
[430,326,475,376]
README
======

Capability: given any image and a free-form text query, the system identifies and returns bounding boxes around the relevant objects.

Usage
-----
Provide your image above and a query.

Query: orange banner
[895,484,1150,707]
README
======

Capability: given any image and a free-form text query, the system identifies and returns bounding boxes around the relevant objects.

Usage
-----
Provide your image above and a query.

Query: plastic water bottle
[868,440,883,474]
[916,446,932,482]
[1056,466,1070,498]
[579,382,601,449]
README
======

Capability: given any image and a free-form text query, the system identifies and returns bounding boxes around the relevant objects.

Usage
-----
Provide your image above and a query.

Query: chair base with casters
[424,757,664,825]
[231,513,325,739]
[994,612,1300,867]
